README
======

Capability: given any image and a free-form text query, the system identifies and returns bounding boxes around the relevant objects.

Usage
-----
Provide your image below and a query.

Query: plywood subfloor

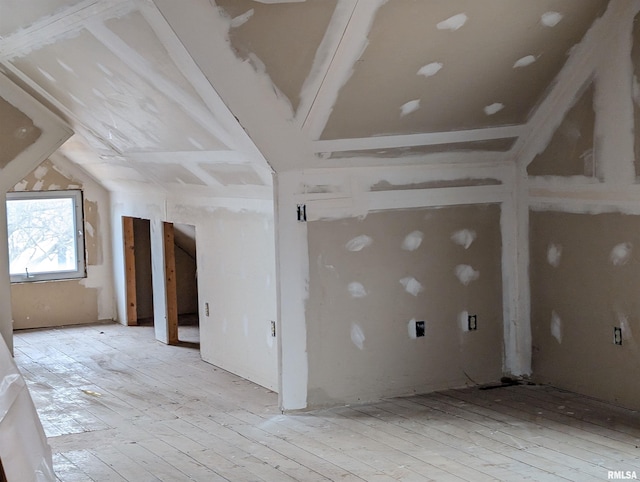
[13,323,640,481]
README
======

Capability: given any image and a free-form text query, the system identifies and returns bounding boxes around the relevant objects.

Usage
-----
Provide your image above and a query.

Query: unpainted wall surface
[10,158,113,329]
[321,0,608,139]
[216,0,337,112]
[197,208,278,391]
[11,280,98,329]
[0,97,42,169]
[306,204,503,407]
[530,210,640,410]
[527,83,596,177]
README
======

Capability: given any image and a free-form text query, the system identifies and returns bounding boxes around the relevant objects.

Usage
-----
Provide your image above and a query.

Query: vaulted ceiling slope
[0,0,609,193]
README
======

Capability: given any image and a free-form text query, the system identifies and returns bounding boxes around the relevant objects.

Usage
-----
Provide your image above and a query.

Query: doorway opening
[172,223,199,346]
[123,216,153,326]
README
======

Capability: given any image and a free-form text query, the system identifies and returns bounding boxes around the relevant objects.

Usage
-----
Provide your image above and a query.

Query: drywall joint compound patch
[402,231,423,251]
[547,243,562,267]
[610,242,632,266]
[400,277,423,296]
[437,13,468,31]
[451,229,476,249]
[455,265,479,285]
[346,235,373,252]
[417,62,443,78]
[348,282,367,298]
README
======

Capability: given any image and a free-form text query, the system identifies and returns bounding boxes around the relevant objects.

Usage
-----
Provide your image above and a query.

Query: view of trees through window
[7,196,78,277]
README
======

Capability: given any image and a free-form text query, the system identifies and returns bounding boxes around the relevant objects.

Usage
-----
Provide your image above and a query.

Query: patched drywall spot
[346,235,373,252]
[437,13,468,31]
[84,200,102,266]
[610,242,633,266]
[547,243,562,267]
[528,83,596,177]
[513,55,537,69]
[417,62,443,78]
[550,311,562,344]
[12,180,28,191]
[484,103,504,116]
[400,277,423,296]
[455,265,480,285]
[541,11,563,28]
[348,282,367,298]
[451,229,476,249]
[400,99,421,117]
[34,165,48,179]
[350,323,365,350]
[402,231,423,251]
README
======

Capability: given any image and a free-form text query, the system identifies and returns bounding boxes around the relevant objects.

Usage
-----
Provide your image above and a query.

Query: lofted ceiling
[0,0,609,195]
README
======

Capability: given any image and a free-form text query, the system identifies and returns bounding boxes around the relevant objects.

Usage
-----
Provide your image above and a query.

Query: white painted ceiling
[0,0,609,195]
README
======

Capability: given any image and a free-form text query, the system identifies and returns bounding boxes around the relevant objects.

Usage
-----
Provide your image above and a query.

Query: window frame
[6,189,86,283]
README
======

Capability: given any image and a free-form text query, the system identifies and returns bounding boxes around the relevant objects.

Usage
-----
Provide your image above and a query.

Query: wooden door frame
[164,222,179,345]
[123,216,137,326]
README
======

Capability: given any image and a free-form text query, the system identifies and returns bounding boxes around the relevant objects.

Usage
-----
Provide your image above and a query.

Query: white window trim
[7,189,86,283]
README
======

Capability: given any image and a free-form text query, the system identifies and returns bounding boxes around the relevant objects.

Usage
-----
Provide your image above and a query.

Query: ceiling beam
[301,0,386,141]
[87,21,239,152]
[313,125,526,153]
[295,0,357,129]
[0,0,132,61]
[138,3,270,167]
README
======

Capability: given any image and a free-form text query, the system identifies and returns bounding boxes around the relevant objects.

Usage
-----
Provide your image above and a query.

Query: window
[6,190,85,282]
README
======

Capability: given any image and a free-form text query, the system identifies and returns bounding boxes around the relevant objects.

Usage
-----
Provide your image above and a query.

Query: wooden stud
[164,222,179,345]
[123,216,137,326]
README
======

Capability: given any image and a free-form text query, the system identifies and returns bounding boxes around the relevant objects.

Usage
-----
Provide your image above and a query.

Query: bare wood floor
[13,322,640,481]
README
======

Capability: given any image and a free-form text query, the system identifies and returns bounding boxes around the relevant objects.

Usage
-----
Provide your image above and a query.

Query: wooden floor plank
[13,322,640,482]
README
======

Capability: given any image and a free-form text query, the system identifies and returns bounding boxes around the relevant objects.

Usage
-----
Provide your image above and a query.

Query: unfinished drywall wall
[530,210,640,409]
[215,0,337,112]
[305,204,503,407]
[196,208,277,390]
[321,0,608,139]
[111,192,278,391]
[520,1,640,410]
[10,157,114,329]
[11,280,98,329]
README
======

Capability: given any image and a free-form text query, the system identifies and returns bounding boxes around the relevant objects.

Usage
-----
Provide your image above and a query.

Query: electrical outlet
[468,314,477,331]
[415,321,425,337]
[614,327,622,345]
[205,302,210,317]
[271,320,276,337]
